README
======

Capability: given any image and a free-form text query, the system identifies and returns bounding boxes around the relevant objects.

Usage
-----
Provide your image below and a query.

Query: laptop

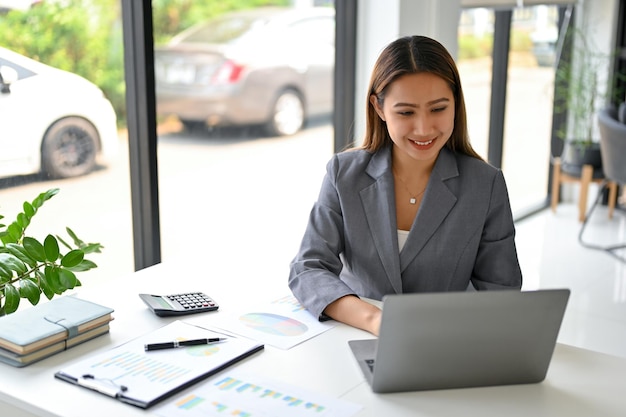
[348,289,570,393]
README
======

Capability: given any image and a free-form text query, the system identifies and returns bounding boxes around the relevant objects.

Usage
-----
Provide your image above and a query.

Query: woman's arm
[323,295,382,336]
[472,169,522,290]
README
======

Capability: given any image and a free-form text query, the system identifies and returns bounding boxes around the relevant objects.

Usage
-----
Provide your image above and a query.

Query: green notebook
[0,295,114,355]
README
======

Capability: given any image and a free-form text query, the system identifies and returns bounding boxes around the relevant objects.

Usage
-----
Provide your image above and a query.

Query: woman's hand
[323,295,382,336]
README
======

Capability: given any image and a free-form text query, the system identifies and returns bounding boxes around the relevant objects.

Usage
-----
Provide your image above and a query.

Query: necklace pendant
[409,197,417,205]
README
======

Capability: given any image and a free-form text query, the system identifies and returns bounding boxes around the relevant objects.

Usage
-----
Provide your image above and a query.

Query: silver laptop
[349,289,570,393]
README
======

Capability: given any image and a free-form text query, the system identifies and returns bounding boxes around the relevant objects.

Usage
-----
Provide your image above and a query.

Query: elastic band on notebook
[44,316,79,339]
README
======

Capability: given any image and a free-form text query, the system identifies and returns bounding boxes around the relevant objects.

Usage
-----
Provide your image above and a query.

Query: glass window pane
[459,6,555,215]
[458,8,494,162]
[153,4,335,270]
[0,1,134,304]
[503,5,556,213]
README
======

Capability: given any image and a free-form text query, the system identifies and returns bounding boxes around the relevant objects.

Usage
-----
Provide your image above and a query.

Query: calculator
[139,292,219,316]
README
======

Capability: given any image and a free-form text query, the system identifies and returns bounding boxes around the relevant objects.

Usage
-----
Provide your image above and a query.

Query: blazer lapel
[400,148,459,271]
[361,147,403,293]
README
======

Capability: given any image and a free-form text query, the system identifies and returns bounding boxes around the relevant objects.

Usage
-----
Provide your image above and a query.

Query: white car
[0,47,119,179]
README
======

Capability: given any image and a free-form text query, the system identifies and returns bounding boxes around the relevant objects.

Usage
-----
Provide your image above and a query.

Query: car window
[0,57,36,81]
[287,17,335,46]
[177,15,270,44]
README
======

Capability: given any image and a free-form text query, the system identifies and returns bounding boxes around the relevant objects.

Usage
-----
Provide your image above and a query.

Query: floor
[515,194,626,359]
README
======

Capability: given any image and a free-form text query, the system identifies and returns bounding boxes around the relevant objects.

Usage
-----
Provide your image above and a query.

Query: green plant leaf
[3,284,20,314]
[68,259,98,272]
[19,278,41,305]
[23,237,46,262]
[58,268,78,290]
[7,223,22,242]
[0,252,27,275]
[82,243,104,254]
[0,188,103,310]
[44,266,64,294]
[56,235,72,250]
[61,228,104,253]
[16,212,30,229]
[61,250,84,268]
[32,188,59,210]
[22,201,35,218]
[37,270,55,300]
[0,255,13,280]
[5,243,37,268]
[65,227,85,247]
[44,234,60,262]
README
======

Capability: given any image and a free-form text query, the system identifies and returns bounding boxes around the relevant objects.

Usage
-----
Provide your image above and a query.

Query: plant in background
[0,189,103,316]
[554,29,607,148]
[554,24,625,149]
[551,19,626,176]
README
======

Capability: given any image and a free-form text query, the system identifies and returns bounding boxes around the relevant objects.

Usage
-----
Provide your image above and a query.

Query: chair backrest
[597,107,626,184]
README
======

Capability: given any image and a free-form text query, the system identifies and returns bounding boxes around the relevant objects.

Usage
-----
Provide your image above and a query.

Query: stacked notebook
[0,295,114,367]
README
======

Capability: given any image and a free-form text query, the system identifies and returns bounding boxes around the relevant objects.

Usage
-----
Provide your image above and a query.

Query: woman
[289,36,522,335]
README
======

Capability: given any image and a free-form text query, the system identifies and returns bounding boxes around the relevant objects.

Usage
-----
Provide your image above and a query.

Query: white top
[398,229,410,252]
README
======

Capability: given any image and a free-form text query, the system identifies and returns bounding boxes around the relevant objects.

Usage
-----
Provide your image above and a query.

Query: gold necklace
[393,168,426,205]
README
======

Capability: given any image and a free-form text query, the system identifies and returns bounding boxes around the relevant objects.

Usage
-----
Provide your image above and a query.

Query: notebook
[348,289,570,393]
[0,323,110,367]
[0,295,114,355]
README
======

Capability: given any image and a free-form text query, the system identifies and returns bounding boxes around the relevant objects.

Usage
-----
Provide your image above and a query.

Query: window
[152,4,336,270]
[459,5,558,217]
[0,1,134,289]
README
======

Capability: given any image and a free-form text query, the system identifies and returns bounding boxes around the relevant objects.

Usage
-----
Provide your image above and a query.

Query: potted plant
[554,25,623,177]
[0,189,103,316]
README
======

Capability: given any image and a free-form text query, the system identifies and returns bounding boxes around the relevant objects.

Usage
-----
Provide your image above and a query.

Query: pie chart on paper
[239,313,308,336]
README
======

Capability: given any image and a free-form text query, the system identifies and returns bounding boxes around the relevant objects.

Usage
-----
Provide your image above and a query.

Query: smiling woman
[289,35,522,336]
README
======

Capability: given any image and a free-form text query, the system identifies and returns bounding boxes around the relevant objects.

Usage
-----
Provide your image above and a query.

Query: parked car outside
[155,6,335,136]
[0,46,118,179]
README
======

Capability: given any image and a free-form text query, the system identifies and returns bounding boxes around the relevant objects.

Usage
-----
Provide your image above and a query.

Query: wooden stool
[551,157,618,221]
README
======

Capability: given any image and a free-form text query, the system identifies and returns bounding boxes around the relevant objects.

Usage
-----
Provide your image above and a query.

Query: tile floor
[515,194,626,359]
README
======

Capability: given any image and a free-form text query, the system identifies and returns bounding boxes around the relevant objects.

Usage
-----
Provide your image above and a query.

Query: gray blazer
[289,145,522,319]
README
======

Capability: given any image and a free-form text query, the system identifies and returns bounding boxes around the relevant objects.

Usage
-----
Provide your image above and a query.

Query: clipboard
[54,320,264,409]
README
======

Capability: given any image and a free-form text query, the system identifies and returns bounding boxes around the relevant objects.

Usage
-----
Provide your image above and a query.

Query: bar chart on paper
[153,370,361,417]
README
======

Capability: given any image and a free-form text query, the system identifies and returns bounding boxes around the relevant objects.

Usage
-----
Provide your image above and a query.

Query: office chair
[578,107,626,261]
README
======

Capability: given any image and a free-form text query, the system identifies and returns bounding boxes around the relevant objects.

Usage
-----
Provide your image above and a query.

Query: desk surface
[1,261,625,417]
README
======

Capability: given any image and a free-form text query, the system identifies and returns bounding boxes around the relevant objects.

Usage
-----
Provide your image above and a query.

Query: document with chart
[54,320,263,408]
[212,295,336,350]
[152,368,362,417]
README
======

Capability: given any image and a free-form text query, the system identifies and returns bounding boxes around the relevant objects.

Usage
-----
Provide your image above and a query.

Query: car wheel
[41,117,99,178]
[265,88,305,136]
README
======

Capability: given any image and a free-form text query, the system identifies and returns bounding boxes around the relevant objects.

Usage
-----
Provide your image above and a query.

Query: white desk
[1,261,625,417]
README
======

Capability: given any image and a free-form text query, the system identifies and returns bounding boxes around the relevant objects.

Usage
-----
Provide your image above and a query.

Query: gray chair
[578,107,626,260]
[598,107,626,189]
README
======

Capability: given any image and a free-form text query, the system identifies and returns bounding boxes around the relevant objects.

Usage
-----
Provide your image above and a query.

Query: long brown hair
[359,35,482,160]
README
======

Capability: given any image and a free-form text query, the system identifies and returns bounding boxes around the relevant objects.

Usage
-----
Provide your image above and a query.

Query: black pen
[144,337,227,351]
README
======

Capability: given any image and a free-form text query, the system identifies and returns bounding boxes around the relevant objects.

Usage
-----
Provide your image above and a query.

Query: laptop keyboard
[366,359,375,372]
